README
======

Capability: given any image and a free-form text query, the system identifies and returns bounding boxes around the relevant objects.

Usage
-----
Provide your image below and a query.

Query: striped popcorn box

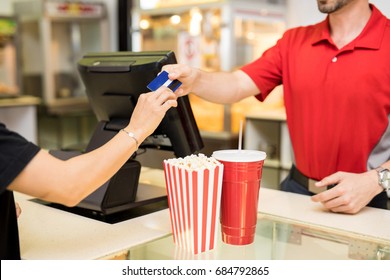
[163,154,224,254]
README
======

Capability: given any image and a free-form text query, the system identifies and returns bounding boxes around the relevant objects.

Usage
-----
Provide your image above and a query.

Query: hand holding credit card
[147,70,182,92]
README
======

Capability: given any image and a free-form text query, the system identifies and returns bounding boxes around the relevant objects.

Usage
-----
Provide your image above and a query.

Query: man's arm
[311,162,390,214]
[163,64,260,104]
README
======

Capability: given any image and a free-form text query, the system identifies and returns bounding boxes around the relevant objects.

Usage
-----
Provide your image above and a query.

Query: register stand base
[32,183,168,224]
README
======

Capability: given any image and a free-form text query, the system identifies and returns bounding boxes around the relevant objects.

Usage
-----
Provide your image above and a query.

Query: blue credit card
[147,70,182,92]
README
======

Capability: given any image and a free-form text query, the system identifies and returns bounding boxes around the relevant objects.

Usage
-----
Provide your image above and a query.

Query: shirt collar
[311,4,388,50]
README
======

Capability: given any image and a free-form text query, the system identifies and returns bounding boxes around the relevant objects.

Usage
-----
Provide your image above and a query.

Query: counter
[16,168,390,260]
[0,95,40,108]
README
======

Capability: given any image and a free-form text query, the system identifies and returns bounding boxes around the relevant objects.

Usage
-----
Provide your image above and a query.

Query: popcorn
[163,154,223,254]
[164,153,221,171]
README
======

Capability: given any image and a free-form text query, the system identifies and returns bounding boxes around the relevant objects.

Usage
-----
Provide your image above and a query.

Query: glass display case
[13,0,111,149]
[127,213,390,260]
[13,0,110,114]
[131,0,286,135]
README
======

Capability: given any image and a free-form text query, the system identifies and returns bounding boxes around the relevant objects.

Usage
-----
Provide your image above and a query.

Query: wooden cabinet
[244,108,293,190]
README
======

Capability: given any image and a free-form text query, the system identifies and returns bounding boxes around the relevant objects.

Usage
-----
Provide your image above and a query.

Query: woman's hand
[126,86,178,143]
[15,202,22,218]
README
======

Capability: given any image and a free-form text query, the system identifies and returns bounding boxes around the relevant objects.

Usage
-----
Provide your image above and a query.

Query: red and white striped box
[163,154,223,254]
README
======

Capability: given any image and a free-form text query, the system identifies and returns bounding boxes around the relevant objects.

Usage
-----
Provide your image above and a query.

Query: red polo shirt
[241,5,390,180]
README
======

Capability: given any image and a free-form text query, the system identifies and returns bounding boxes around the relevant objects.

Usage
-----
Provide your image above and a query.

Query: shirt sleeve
[0,123,40,192]
[240,36,284,102]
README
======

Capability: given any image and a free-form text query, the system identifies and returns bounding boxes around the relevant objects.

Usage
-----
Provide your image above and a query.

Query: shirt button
[332,57,338,63]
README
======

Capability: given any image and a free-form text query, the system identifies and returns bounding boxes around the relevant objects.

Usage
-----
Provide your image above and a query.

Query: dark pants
[280,168,388,210]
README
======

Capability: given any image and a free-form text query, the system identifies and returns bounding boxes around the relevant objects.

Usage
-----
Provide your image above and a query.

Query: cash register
[45,51,204,223]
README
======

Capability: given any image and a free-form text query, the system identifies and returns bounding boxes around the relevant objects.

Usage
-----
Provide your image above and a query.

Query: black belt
[290,165,333,194]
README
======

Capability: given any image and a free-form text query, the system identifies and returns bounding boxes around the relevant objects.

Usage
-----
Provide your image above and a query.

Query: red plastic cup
[212,149,266,245]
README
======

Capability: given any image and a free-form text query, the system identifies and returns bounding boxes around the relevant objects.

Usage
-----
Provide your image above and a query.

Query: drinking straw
[238,120,243,151]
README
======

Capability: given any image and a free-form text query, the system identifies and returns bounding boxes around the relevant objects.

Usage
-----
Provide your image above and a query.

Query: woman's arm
[8,87,178,206]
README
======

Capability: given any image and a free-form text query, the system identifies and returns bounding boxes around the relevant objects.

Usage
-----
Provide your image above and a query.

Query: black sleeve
[0,123,40,192]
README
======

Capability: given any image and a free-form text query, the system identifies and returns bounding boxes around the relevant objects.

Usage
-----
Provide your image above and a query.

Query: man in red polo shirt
[164,0,390,214]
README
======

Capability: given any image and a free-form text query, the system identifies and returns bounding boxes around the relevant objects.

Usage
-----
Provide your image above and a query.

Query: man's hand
[311,170,383,214]
[162,64,198,97]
